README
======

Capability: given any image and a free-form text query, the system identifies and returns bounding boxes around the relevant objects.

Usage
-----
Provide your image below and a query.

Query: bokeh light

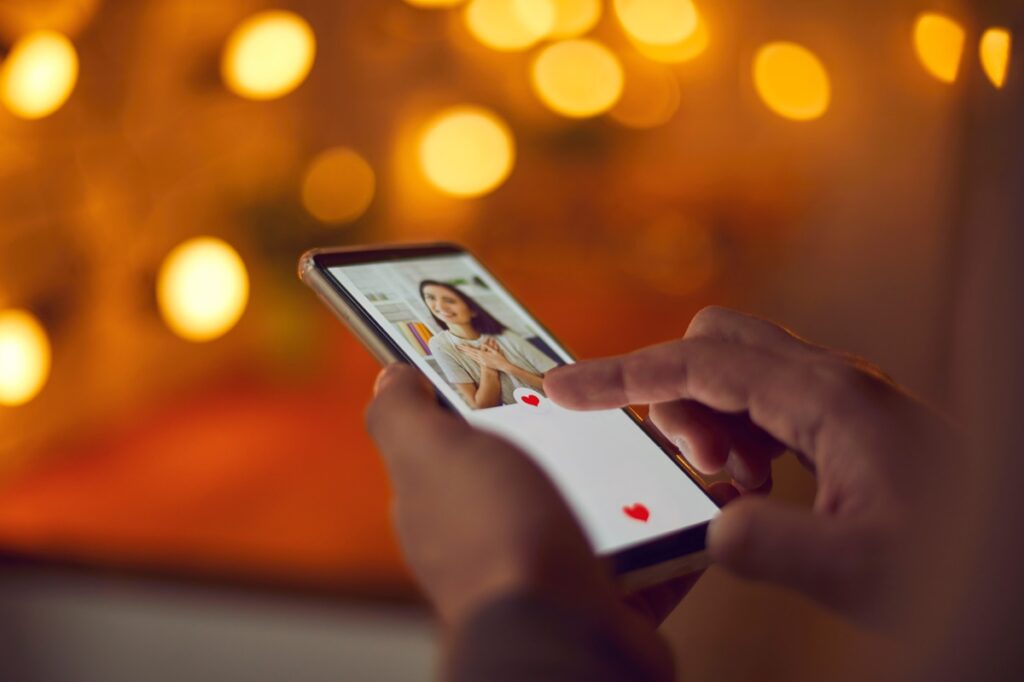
[157,237,250,342]
[913,13,965,84]
[613,0,698,47]
[221,10,316,100]
[464,0,556,51]
[610,58,680,128]
[549,0,602,39]
[752,42,831,122]
[630,13,708,64]
[980,28,1011,89]
[301,147,376,224]
[0,30,78,120]
[418,106,515,198]
[0,309,51,407]
[530,39,625,118]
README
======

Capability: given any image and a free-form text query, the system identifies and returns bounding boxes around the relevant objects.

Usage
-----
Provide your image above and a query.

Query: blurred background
[0,0,1012,679]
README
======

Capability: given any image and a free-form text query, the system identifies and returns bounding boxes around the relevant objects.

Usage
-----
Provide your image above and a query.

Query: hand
[545,307,958,629]
[457,338,513,373]
[366,364,686,678]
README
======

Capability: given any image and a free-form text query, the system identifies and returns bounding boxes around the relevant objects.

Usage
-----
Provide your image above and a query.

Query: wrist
[445,584,673,682]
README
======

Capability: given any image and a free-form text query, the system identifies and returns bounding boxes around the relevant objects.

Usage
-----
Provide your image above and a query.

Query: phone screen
[326,252,718,556]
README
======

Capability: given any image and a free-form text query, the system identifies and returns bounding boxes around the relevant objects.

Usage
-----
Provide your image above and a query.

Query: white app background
[330,256,719,555]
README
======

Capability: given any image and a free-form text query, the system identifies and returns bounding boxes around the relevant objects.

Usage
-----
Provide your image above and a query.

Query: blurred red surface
[0,267,706,591]
[0,332,406,590]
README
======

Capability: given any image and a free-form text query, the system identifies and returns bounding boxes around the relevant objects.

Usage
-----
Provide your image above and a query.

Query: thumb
[367,364,462,467]
[707,496,881,620]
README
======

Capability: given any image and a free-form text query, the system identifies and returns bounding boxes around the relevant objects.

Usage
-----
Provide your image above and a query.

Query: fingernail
[374,364,401,396]
[674,437,693,460]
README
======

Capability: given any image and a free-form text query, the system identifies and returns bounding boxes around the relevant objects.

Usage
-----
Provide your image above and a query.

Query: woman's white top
[428,329,559,407]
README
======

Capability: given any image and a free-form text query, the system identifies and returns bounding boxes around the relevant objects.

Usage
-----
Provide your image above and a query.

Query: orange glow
[610,59,680,128]
[221,11,316,100]
[613,0,698,47]
[418,106,516,197]
[404,0,467,6]
[626,216,717,295]
[913,13,965,84]
[301,147,376,224]
[549,0,602,39]
[630,14,708,64]
[0,0,102,40]
[0,30,78,119]
[157,238,250,342]
[530,39,624,118]
[0,309,51,406]
[980,28,1012,89]
[464,0,556,51]
[752,42,831,122]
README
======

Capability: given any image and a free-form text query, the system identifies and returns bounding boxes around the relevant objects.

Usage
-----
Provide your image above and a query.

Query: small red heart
[623,503,650,522]
[521,394,540,407]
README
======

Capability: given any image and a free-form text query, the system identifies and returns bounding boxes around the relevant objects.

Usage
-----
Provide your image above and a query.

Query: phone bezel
[301,242,719,579]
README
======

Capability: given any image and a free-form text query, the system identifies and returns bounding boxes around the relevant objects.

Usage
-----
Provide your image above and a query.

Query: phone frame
[299,242,718,589]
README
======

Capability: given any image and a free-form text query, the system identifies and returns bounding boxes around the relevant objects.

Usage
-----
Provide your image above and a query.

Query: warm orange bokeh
[0,10,1001,680]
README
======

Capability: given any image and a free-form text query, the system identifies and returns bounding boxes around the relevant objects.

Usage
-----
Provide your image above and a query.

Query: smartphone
[298,243,720,588]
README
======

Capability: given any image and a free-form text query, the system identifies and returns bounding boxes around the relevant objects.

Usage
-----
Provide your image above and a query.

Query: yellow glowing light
[752,42,831,122]
[0,30,78,120]
[530,39,625,118]
[301,147,376,224]
[631,14,708,63]
[404,0,466,6]
[418,106,515,198]
[464,0,556,51]
[0,309,51,407]
[221,10,316,100]
[610,60,680,128]
[913,13,965,84]
[549,0,602,39]
[157,237,250,342]
[980,28,1011,89]
[613,0,698,47]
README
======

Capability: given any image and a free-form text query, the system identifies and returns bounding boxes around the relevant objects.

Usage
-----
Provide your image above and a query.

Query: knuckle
[813,361,881,410]
[687,305,730,336]
[648,403,669,431]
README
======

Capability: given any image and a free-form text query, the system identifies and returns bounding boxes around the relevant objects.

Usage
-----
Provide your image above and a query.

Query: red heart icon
[521,394,540,407]
[623,503,650,522]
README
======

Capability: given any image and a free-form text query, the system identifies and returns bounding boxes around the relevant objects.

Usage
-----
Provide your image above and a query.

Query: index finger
[687,307,894,385]
[545,338,897,462]
[685,306,822,357]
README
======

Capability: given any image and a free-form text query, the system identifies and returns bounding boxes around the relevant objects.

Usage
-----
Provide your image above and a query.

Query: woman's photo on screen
[419,280,560,410]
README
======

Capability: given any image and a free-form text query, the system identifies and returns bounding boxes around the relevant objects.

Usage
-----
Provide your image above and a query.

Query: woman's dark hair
[419,280,507,335]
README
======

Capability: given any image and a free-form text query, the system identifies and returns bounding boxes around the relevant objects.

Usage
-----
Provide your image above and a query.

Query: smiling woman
[419,280,556,409]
